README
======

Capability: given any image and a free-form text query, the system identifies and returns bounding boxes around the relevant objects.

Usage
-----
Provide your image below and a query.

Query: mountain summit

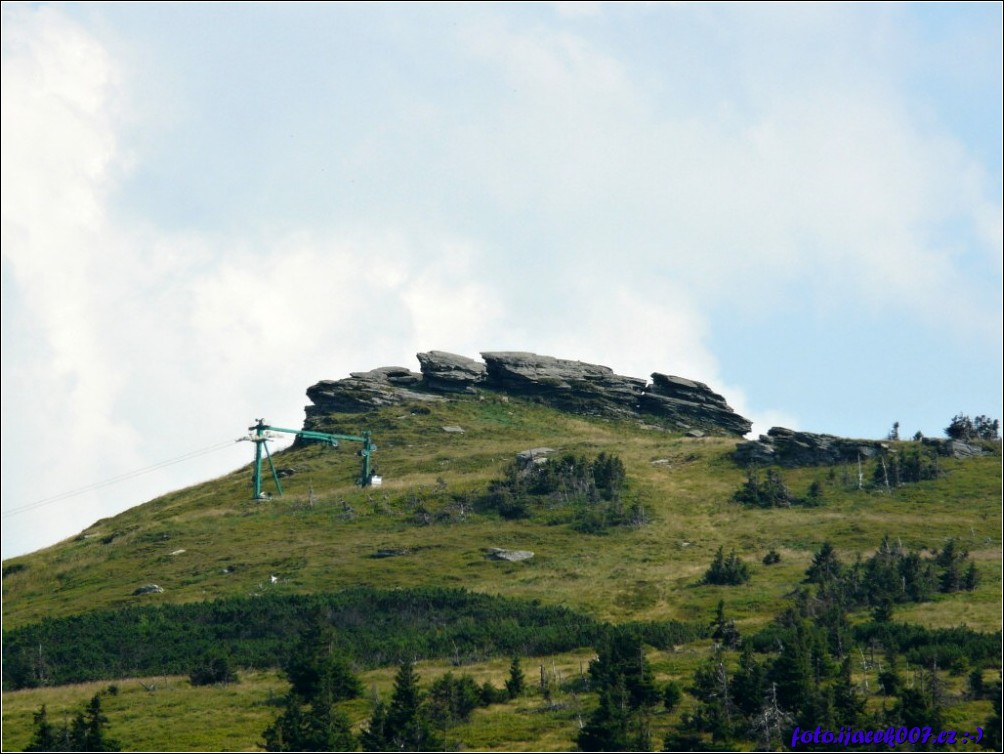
[305,350,752,436]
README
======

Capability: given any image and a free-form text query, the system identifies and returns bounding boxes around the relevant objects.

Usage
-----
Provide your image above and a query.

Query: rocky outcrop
[481,351,647,417]
[921,438,989,459]
[734,427,886,467]
[304,350,752,436]
[640,373,751,435]
[305,366,439,419]
[734,428,993,468]
[417,351,486,393]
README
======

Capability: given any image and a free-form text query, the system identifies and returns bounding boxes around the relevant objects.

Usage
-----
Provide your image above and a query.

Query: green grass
[4,647,996,752]
[2,395,1001,750]
[3,398,1000,632]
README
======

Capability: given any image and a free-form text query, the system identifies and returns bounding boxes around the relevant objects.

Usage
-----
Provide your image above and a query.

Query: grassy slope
[2,395,1001,749]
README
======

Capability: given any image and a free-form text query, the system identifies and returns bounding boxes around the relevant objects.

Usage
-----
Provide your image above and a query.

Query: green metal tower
[247,419,376,499]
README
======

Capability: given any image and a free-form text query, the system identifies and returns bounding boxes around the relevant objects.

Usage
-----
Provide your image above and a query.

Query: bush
[703,547,751,586]
[762,549,781,565]
[189,652,238,686]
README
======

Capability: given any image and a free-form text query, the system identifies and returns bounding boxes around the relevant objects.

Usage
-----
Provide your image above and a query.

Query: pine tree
[77,694,120,752]
[768,621,814,720]
[27,695,120,752]
[577,679,632,751]
[359,700,389,752]
[709,600,741,649]
[363,660,442,752]
[832,657,865,726]
[263,690,358,752]
[263,625,362,752]
[505,655,525,699]
[805,541,843,585]
[688,647,738,745]
[578,630,660,751]
[731,645,766,717]
[25,705,58,752]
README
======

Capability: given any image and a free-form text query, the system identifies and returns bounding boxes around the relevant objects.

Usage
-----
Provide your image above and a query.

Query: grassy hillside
[4,396,999,630]
[2,394,1001,750]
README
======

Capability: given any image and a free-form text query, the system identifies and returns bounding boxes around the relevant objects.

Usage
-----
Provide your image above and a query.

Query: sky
[2,2,1001,559]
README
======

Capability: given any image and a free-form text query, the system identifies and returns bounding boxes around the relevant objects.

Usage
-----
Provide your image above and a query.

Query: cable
[2,439,240,518]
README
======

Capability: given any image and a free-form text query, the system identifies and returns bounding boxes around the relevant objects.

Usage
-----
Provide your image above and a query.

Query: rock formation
[416,350,486,393]
[733,426,991,468]
[641,373,752,436]
[733,427,885,467]
[304,350,753,436]
[305,366,438,419]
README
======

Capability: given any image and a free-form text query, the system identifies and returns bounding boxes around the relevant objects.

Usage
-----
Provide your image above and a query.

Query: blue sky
[2,2,1001,558]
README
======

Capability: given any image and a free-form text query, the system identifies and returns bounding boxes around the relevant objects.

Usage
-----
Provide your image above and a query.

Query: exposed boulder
[640,373,752,435]
[133,584,164,595]
[481,351,646,417]
[734,427,886,467]
[417,350,487,393]
[305,366,438,417]
[921,437,989,459]
[485,548,534,562]
[516,447,557,467]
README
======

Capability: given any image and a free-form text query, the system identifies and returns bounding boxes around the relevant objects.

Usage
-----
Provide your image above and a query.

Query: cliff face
[305,350,752,436]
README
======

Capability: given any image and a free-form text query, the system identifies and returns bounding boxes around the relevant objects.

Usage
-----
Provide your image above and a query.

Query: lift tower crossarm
[248,419,375,499]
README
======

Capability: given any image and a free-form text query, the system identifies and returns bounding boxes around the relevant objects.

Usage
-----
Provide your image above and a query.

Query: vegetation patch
[2,587,702,691]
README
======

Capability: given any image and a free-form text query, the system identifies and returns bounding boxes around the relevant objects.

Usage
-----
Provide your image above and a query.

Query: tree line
[2,586,701,691]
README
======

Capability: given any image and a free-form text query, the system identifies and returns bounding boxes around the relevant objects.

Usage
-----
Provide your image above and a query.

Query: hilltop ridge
[304,350,752,436]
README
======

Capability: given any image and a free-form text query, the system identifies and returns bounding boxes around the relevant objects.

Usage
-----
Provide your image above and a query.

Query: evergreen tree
[359,700,388,752]
[286,624,363,703]
[578,630,659,751]
[703,547,751,586]
[363,660,442,752]
[936,539,968,593]
[577,679,633,751]
[687,648,739,745]
[504,655,525,699]
[77,694,120,752]
[663,680,683,712]
[805,541,843,585]
[189,650,239,686]
[263,625,362,752]
[963,561,980,591]
[27,695,120,752]
[984,689,1002,751]
[263,693,357,752]
[588,630,659,709]
[427,672,480,728]
[731,645,766,717]
[893,669,947,733]
[25,705,58,753]
[832,657,865,726]
[768,621,815,722]
[709,600,741,649]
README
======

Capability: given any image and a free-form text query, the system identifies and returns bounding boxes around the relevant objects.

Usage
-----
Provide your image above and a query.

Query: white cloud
[2,3,999,557]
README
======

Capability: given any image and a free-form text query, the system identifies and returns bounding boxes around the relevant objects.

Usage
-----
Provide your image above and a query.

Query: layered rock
[480,351,647,417]
[640,373,751,435]
[304,350,753,436]
[733,427,992,468]
[416,350,486,393]
[733,427,885,467]
[305,366,436,419]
